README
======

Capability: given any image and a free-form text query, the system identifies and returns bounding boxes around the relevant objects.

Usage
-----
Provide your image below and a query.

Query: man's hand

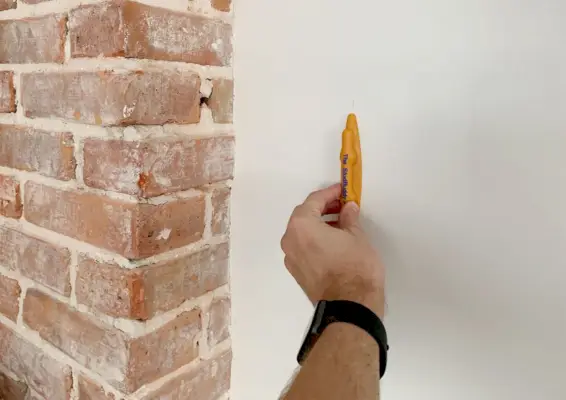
[281,184,385,317]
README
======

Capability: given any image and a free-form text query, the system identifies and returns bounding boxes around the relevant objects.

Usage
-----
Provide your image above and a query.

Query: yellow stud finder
[340,113,362,207]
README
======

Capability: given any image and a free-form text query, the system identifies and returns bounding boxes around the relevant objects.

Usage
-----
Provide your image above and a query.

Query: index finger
[301,183,342,217]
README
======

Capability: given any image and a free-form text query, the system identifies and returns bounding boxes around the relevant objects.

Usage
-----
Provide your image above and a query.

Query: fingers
[301,184,341,217]
[281,183,343,272]
[339,201,362,233]
[323,199,341,216]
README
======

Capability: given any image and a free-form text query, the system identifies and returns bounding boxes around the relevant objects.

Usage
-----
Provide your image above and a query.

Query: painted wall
[232,1,566,399]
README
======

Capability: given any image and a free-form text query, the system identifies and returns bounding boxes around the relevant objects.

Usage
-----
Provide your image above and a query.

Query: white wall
[232,1,566,399]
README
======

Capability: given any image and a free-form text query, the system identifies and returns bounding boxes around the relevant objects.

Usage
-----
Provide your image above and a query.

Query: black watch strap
[297,300,389,378]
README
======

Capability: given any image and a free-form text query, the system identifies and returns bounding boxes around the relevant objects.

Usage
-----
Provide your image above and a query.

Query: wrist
[322,278,385,318]
[336,290,384,319]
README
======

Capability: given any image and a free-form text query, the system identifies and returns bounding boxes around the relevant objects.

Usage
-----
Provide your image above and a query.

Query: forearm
[283,322,380,400]
[280,184,386,400]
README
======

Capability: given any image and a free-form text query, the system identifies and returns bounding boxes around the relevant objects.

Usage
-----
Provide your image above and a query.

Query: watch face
[310,300,327,334]
[297,301,327,365]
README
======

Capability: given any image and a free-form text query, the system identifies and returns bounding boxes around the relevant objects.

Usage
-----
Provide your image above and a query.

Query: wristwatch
[297,300,389,378]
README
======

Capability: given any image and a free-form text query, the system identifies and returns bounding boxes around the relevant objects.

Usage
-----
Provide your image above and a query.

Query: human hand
[281,184,385,317]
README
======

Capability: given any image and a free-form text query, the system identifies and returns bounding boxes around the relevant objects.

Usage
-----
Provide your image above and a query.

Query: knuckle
[304,193,315,204]
[291,205,303,218]
[280,234,289,253]
[288,215,303,232]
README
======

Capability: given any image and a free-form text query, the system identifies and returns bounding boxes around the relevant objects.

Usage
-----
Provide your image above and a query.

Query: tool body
[340,114,362,207]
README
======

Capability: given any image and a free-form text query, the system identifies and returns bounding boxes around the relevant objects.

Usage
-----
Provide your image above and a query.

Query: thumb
[339,202,361,232]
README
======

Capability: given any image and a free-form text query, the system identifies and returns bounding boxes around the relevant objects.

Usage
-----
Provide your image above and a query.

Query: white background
[232,1,566,399]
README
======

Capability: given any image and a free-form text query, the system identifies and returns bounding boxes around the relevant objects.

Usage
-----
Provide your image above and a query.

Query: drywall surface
[232,1,566,399]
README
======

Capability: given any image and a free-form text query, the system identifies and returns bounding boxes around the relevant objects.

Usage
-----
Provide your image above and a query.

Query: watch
[297,300,389,378]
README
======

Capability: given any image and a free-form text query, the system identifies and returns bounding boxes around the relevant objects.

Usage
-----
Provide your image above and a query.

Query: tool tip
[346,113,358,131]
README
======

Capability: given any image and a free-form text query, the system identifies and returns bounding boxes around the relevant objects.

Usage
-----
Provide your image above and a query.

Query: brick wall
[0,0,233,399]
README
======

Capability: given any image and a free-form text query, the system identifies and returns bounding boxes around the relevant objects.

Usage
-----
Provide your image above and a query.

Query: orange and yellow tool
[340,113,362,207]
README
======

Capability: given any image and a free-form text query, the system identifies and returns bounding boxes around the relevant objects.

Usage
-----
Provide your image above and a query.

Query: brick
[0,274,20,321]
[0,0,16,11]
[78,375,115,400]
[0,14,66,64]
[24,182,138,258]
[0,227,70,296]
[211,0,231,12]
[0,72,15,113]
[23,290,202,392]
[0,125,76,180]
[208,297,230,347]
[136,196,206,259]
[24,182,205,259]
[22,289,130,388]
[128,310,201,391]
[70,1,233,66]
[140,350,231,400]
[76,258,147,320]
[77,243,229,319]
[83,136,235,197]
[0,371,28,400]
[212,186,230,236]
[0,323,72,399]
[70,2,125,58]
[0,174,22,219]
[21,71,201,126]
[209,79,233,123]
[134,243,229,313]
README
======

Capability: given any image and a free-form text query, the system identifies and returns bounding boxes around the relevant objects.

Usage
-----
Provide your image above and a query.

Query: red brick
[23,290,202,392]
[0,227,71,296]
[208,297,230,347]
[0,14,66,64]
[140,350,231,400]
[0,0,16,11]
[83,136,235,197]
[23,289,130,389]
[76,258,147,320]
[70,1,233,66]
[140,243,229,313]
[211,0,231,12]
[128,310,201,391]
[0,125,76,180]
[21,70,201,126]
[212,186,230,236]
[70,2,124,58]
[209,79,233,123]
[77,243,229,320]
[0,72,15,113]
[0,371,28,400]
[24,182,140,258]
[136,196,206,258]
[0,274,20,321]
[78,375,115,400]
[24,182,205,259]
[0,323,72,399]
[0,174,22,219]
